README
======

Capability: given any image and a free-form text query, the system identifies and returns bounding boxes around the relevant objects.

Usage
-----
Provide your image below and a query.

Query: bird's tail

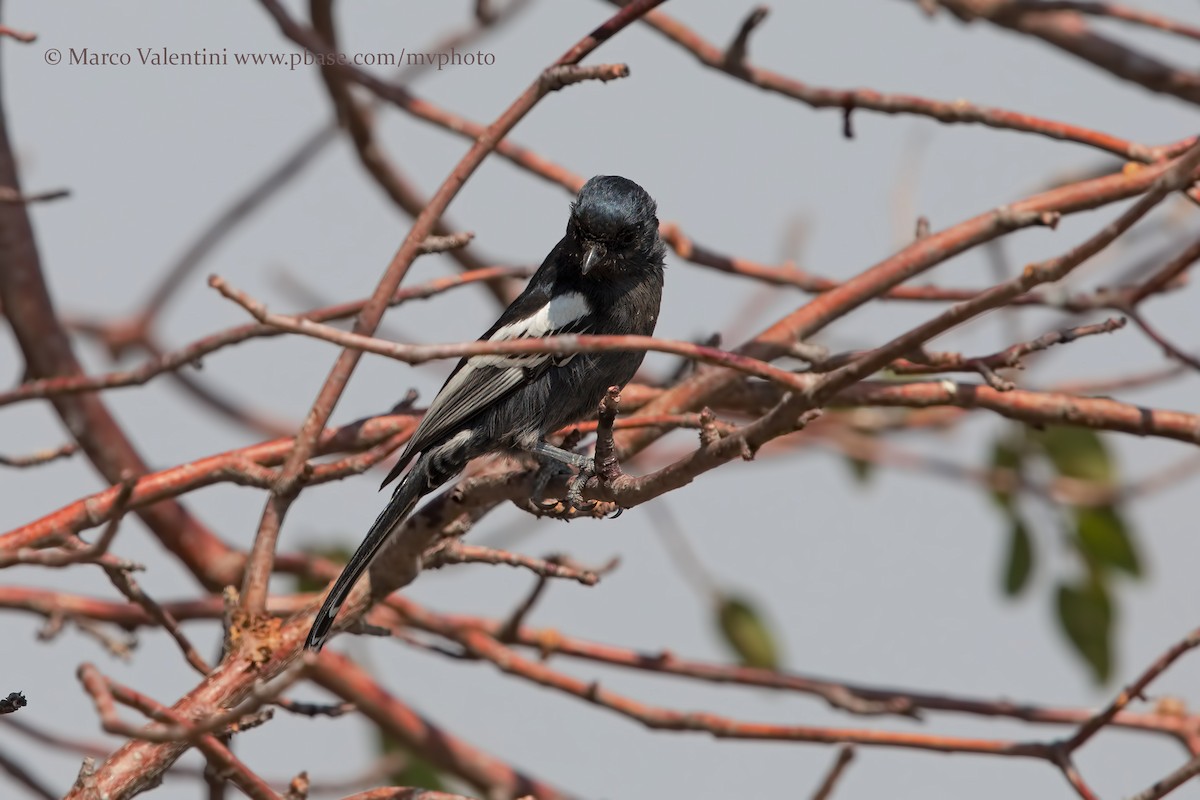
[305,471,424,651]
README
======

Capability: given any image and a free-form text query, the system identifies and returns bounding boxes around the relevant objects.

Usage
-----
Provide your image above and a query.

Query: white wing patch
[492,292,591,341]
[473,292,591,367]
[393,292,593,467]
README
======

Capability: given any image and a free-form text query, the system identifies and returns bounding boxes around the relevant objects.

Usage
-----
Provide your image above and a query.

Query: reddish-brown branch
[216,268,1200,506]
[807,425,1199,509]
[1,265,529,409]
[1130,752,1200,800]
[211,277,1140,423]
[5,2,1198,792]
[309,652,570,800]
[212,273,816,390]
[9,365,1200,562]
[724,5,769,67]
[0,51,234,592]
[810,745,856,800]
[807,142,1200,405]
[392,599,1055,757]
[662,218,1190,306]
[1065,627,1200,753]
[244,0,1200,327]
[256,0,1190,313]
[424,542,607,585]
[59,7,669,794]
[1127,311,1200,372]
[1055,752,1101,800]
[0,186,69,204]
[823,317,1127,390]
[840,379,1200,445]
[0,413,413,552]
[132,4,532,326]
[1128,232,1200,304]
[0,477,136,570]
[309,0,514,306]
[101,564,212,677]
[0,441,78,467]
[77,665,280,800]
[386,596,1200,743]
[0,586,308,629]
[7,583,1200,752]
[615,139,1200,462]
[929,0,1200,106]
[242,0,652,618]
[1006,2,1200,43]
[612,1,1183,160]
[541,321,1195,515]
[0,24,36,43]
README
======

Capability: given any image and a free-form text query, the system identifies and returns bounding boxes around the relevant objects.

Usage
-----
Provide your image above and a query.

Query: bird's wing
[381,284,594,488]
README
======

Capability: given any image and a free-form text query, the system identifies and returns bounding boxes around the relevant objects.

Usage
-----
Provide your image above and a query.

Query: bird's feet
[527,439,602,517]
[527,387,627,520]
[563,457,597,512]
[528,450,593,505]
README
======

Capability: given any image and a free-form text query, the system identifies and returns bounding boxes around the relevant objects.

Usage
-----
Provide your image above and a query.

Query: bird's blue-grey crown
[567,175,664,274]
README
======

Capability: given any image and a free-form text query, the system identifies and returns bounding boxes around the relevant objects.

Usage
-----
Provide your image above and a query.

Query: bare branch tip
[540,63,630,92]
[0,186,69,204]
[0,25,37,43]
[418,231,476,254]
[725,6,770,66]
[915,216,931,240]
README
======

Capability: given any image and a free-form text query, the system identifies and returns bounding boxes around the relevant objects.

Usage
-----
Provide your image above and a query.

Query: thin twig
[424,542,607,585]
[1006,1,1200,43]
[1,265,530,408]
[0,25,37,43]
[0,442,78,467]
[810,745,856,800]
[1064,627,1200,752]
[0,186,68,204]
[77,665,280,800]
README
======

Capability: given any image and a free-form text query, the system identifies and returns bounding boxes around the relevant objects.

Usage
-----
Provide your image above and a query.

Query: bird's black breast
[523,260,663,437]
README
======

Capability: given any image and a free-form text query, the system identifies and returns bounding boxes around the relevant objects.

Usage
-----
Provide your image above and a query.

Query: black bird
[306,175,666,651]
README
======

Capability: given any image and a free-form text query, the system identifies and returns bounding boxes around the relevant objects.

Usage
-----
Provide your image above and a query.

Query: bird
[305,175,666,651]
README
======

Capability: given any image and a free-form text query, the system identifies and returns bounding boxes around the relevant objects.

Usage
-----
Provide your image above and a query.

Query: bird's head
[566,175,664,277]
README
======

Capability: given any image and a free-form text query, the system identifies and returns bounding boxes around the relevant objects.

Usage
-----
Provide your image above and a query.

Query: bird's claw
[529,456,602,518]
[565,467,596,513]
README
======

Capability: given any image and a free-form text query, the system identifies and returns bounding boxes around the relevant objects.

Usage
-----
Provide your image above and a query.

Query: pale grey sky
[2,1,1199,798]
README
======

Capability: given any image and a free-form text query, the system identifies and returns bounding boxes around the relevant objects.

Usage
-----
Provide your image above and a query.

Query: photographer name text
[44,46,495,70]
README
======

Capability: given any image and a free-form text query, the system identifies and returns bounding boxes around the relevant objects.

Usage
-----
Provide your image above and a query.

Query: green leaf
[1055,579,1113,684]
[716,595,780,670]
[1075,505,1141,577]
[296,544,352,594]
[378,732,447,791]
[1033,427,1114,483]
[988,434,1024,510]
[1001,515,1034,596]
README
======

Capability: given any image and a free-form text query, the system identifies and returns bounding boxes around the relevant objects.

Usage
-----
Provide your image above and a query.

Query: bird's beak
[581,242,606,275]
